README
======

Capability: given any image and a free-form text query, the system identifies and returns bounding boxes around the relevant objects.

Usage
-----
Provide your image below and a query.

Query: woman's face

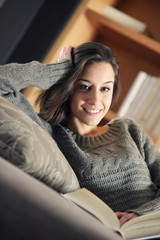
[68,61,115,135]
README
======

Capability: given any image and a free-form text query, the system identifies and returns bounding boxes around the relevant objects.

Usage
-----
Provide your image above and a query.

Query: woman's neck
[67,120,109,137]
[83,125,110,137]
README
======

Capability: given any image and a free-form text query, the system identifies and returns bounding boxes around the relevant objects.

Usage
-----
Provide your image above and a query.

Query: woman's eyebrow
[78,78,114,84]
[78,78,90,83]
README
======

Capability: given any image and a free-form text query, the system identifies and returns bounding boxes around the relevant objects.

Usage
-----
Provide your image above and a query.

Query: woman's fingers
[58,45,73,62]
[115,211,139,227]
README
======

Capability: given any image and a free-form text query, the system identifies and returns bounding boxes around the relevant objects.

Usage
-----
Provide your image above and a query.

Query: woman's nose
[87,90,100,105]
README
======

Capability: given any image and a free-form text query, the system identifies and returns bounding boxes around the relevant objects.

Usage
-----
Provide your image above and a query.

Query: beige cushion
[0,96,79,193]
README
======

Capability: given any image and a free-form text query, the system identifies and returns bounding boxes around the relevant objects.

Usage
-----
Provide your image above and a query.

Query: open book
[63,188,160,240]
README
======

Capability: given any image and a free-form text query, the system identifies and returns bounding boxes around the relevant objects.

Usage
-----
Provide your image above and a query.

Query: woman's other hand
[115,211,139,227]
[57,45,73,63]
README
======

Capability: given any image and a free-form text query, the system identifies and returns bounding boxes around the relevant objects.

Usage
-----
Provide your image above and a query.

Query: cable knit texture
[53,119,160,215]
[0,60,72,135]
[1,60,160,216]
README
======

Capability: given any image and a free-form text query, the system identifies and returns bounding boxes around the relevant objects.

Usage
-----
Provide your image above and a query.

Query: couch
[0,96,122,240]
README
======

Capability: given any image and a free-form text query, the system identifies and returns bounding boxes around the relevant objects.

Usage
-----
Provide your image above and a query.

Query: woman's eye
[79,84,89,90]
[101,87,109,92]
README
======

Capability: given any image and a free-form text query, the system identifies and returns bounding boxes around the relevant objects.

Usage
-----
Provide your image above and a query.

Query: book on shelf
[102,5,150,36]
[124,76,157,119]
[118,71,148,117]
[63,188,160,240]
[152,119,160,138]
[134,77,160,124]
[118,71,160,137]
[142,92,160,133]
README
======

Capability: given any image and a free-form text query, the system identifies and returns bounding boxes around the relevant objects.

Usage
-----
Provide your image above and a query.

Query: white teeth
[85,109,100,113]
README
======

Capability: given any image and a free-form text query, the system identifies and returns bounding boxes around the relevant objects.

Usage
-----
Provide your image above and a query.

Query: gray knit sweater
[1,61,160,216]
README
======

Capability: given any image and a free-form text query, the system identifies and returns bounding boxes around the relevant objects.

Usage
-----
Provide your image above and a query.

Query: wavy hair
[36,42,120,128]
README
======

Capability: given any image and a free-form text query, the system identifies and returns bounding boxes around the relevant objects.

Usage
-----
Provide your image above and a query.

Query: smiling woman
[37,42,119,129]
[1,41,160,228]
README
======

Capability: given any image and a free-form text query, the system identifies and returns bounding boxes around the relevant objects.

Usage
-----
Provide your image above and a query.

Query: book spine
[125,75,155,118]
[136,78,160,124]
[143,93,160,133]
[102,5,148,33]
[118,71,160,138]
[150,117,160,138]
[118,71,147,117]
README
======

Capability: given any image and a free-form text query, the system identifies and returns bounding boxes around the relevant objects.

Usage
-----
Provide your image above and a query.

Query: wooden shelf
[86,9,160,67]
[85,7,160,147]
[23,0,160,148]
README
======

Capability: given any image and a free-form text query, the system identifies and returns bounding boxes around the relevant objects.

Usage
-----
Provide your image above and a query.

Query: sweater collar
[60,118,124,148]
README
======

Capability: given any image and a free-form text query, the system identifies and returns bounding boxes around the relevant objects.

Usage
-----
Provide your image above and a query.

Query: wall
[0,0,81,64]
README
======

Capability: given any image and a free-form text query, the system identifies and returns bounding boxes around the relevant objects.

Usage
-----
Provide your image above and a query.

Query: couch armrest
[0,157,122,240]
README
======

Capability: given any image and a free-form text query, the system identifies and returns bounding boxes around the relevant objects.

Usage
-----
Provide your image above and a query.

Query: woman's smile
[82,107,102,115]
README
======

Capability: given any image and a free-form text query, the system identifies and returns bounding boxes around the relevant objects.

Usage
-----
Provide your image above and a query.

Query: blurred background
[1,0,160,148]
[0,0,81,64]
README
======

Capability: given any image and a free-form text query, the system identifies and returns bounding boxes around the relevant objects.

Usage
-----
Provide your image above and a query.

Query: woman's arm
[127,119,160,215]
[115,119,160,226]
[0,60,72,96]
[0,48,73,129]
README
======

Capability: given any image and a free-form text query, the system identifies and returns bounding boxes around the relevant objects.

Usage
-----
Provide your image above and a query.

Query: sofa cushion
[0,96,79,193]
[0,156,121,240]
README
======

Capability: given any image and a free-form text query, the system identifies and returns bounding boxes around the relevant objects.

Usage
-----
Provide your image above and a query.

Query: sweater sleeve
[127,118,160,215]
[0,60,72,96]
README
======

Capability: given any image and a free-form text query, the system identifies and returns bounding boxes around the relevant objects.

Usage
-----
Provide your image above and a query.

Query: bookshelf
[24,0,160,149]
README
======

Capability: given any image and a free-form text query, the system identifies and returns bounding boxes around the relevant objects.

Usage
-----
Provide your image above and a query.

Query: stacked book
[118,71,160,137]
[102,5,150,35]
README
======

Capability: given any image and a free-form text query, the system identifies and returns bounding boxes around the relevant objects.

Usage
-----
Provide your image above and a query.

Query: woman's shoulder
[109,116,141,128]
[108,117,145,140]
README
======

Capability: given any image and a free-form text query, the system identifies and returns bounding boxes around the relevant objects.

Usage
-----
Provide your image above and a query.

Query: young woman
[1,42,160,227]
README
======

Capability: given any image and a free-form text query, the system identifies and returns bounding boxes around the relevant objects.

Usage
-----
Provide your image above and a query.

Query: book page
[121,211,160,240]
[133,234,160,240]
[64,189,160,240]
[64,188,120,231]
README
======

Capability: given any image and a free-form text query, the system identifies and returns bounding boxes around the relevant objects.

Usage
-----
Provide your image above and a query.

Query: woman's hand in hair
[57,45,73,63]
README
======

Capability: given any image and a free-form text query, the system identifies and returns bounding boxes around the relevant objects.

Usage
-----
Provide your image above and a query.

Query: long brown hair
[36,42,120,128]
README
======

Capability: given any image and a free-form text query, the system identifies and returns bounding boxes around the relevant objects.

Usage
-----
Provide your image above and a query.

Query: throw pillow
[0,96,79,193]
